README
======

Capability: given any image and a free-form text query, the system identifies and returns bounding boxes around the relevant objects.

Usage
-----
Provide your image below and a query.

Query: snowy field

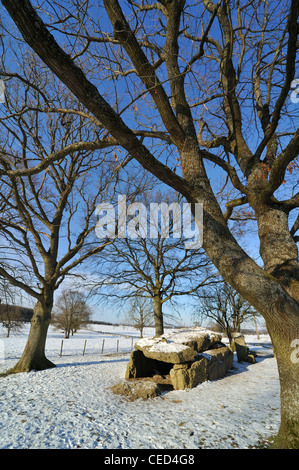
[0,324,280,451]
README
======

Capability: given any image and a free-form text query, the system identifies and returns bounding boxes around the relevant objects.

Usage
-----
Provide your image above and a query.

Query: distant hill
[89,320,116,326]
[0,304,34,322]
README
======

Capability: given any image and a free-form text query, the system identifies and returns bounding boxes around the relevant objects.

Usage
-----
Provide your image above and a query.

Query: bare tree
[0,304,23,337]
[0,279,24,337]
[125,296,153,338]
[52,289,91,338]
[0,73,121,372]
[196,282,259,347]
[1,0,299,447]
[91,190,217,336]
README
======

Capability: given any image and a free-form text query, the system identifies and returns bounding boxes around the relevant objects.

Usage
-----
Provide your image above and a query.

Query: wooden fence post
[83,339,87,356]
[60,340,63,357]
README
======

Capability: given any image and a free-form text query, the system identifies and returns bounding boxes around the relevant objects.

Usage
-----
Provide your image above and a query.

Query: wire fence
[0,333,139,366]
[56,336,136,358]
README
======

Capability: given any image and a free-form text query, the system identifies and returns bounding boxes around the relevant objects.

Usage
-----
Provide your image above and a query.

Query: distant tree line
[0,303,33,337]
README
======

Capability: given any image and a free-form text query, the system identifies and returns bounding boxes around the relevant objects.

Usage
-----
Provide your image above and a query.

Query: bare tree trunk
[64,328,70,339]
[253,313,260,340]
[9,299,55,373]
[266,310,299,449]
[226,328,234,348]
[188,175,299,448]
[139,317,144,338]
[153,295,164,337]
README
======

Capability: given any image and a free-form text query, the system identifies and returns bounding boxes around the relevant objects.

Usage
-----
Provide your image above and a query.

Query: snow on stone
[136,337,189,354]
[135,327,218,353]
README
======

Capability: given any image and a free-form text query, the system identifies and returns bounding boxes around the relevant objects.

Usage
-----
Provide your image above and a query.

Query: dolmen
[124,327,234,391]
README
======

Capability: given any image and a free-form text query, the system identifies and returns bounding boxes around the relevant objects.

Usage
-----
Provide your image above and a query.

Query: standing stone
[188,357,208,388]
[202,347,234,380]
[110,380,162,400]
[170,363,190,390]
[233,334,256,363]
[169,347,233,391]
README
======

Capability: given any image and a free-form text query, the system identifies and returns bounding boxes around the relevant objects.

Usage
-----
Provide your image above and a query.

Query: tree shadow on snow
[226,349,275,377]
[55,357,129,369]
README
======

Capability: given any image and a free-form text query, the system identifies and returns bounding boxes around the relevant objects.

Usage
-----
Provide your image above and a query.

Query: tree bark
[153,295,164,337]
[9,298,55,373]
[225,327,234,348]
[253,313,260,340]
[255,205,299,302]
[266,310,299,449]
[191,183,299,448]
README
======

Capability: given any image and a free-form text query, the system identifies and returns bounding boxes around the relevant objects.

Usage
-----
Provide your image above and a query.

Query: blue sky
[0,1,297,331]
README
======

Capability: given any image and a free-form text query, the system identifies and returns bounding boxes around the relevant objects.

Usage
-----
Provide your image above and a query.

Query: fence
[57,336,136,358]
[0,327,143,366]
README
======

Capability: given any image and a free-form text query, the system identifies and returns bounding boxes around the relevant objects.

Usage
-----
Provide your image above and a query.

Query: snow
[142,340,189,354]
[135,327,216,353]
[0,324,280,449]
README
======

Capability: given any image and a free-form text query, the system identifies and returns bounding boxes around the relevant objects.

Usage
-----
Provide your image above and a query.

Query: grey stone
[110,379,162,400]
[170,364,190,390]
[233,333,257,363]
[170,347,233,390]
[134,328,222,364]
[202,347,234,381]
[135,341,197,364]
[189,358,208,386]
[123,328,235,392]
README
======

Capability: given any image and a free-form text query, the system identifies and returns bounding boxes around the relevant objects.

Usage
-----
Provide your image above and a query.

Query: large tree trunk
[186,170,299,448]
[153,295,164,337]
[255,205,299,302]
[9,298,55,373]
[265,308,299,449]
[252,201,299,448]
[204,223,299,449]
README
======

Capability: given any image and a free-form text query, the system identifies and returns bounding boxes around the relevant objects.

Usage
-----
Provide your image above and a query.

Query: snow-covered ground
[0,324,280,450]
